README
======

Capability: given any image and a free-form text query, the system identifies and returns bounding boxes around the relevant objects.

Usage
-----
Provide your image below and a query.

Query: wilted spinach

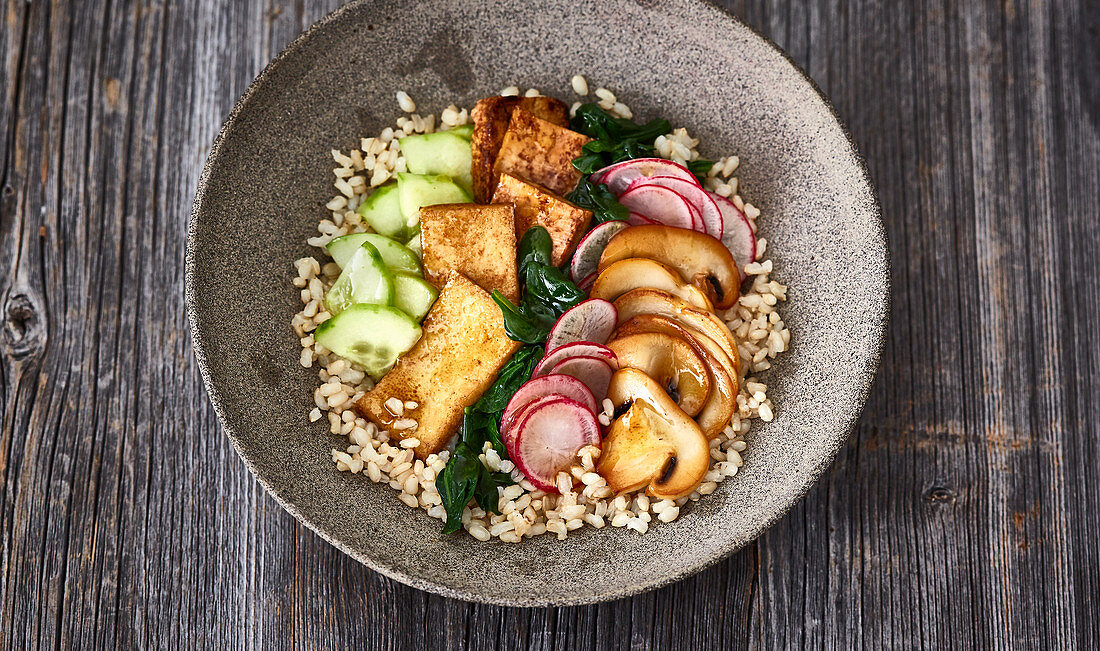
[567,177,630,224]
[491,226,586,344]
[686,159,715,181]
[570,103,671,163]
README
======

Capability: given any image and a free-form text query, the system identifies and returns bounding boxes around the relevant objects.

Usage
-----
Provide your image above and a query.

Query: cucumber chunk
[327,233,421,274]
[356,182,406,239]
[406,232,422,258]
[392,272,438,321]
[314,304,422,380]
[323,241,395,315]
[448,124,473,139]
[399,131,473,192]
[396,172,472,229]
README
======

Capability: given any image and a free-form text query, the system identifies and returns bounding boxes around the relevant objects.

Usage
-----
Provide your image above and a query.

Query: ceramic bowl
[187,0,888,605]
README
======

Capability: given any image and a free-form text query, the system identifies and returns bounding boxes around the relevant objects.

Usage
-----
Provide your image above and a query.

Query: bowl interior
[187,0,887,605]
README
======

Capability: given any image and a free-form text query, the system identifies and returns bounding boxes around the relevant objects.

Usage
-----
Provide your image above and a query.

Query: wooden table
[2,0,1097,648]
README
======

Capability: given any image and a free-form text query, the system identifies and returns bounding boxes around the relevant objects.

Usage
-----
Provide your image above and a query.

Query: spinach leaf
[494,226,587,345]
[491,290,551,344]
[687,158,716,183]
[474,469,514,513]
[435,443,481,534]
[570,103,671,146]
[525,265,587,314]
[476,345,543,414]
[567,177,630,224]
[517,227,553,279]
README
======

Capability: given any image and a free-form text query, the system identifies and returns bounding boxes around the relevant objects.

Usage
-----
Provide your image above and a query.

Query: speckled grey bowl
[187,0,888,605]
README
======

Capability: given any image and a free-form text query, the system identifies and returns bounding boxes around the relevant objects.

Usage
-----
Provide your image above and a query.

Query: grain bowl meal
[289,78,788,543]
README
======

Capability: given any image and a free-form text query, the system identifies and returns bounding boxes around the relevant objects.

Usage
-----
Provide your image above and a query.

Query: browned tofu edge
[491,172,593,266]
[470,96,571,202]
[516,96,569,127]
[491,109,591,196]
[470,97,521,203]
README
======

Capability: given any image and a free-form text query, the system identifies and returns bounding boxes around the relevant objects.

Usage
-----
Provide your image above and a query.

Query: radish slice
[576,271,598,291]
[631,176,724,237]
[710,192,756,277]
[512,396,602,492]
[618,185,696,231]
[501,374,599,448]
[681,196,704,232]
[569,220,629,286]
[546,298,618,350]
[626,212,658,226]
[533,342,618,377]
[503,394,562,456]
[593,158,700,194]
[551,355,616,401]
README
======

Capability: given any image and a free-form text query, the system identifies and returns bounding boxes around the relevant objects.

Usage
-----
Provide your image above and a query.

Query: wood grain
[0,0,1097,648]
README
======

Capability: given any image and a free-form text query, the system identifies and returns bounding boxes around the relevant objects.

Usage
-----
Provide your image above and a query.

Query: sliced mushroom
[598,224,741,308]
[614,315,737,438]
[589,258,714,311]
[606,332,712,417]
[613,288,741,379]
[597,368,710,499]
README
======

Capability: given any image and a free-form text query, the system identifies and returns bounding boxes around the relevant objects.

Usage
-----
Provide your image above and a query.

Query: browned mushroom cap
[613,288,741,380]
[613,314,737,439]
[590,258,714,311]
[606,332,712,417]
[598,224,740,309]
[597,369,710,500]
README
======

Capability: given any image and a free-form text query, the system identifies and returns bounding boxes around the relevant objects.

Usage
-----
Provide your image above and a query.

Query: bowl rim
[186,0,890,606]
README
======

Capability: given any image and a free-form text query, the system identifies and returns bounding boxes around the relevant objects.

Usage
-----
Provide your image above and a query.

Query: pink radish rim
[629,175,724,237]
[627,212,658,226]
[501,373,599,445]
[503,394,564,456]
[618,184,697,231]
[709,191,756,275]
[534,341,617,376]
[511,396,601,493]
[569,221,630,286]
[550,355,616,400]
[546,298,618,349]
[592,157,699,191]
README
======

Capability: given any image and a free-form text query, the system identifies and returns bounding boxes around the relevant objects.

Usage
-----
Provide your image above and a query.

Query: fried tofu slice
[492,109,591,197]
[419,203,520,301]
[357,273,523,458]
[470,96,570,202]
[519,96,570,127]
[491,173,593,266]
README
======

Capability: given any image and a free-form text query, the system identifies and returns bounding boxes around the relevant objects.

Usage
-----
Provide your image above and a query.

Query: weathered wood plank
[0,0,1097,649]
